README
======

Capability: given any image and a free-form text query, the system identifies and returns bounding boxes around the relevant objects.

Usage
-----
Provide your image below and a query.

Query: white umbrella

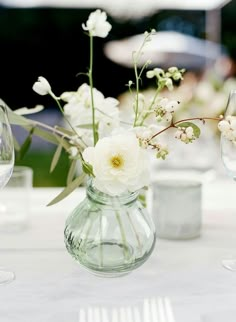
[104,31,226,70]
[0,0,231,18]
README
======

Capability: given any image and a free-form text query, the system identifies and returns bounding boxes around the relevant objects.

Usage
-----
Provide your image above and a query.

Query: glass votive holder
[0,166,33,232]
[151,179,202,240]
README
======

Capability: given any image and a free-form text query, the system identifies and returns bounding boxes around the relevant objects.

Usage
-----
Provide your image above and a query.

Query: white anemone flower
[83,133,150,196]
[32,76,52,96]
[82,9,112,38]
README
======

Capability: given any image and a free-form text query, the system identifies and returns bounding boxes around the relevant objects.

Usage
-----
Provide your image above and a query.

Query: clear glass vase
[64,180,156,277]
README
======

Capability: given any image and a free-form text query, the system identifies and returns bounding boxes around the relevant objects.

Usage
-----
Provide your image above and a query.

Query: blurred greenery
[15,149,70,187]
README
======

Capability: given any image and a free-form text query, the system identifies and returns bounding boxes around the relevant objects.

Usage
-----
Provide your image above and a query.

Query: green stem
[99,213,103,268]
[126,211,142,253]
[132,33,152,127]
[133,59,140,127]
[139,87,161,126]
[115,211,129,260]
[88,34,98,146]
[50,94,79,136]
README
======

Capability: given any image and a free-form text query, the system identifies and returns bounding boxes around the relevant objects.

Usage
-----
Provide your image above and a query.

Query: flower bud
[33,76,52,96]
[146,70,155,79]
[165,78,173,91]
[68,146,78,158]
[168,67,178,73]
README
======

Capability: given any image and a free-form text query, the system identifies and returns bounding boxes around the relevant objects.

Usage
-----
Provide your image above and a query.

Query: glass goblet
[0,105,15,284]
[220,89,236,271]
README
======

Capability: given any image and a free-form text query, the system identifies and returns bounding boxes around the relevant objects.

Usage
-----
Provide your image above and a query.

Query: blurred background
[0,0,235,186]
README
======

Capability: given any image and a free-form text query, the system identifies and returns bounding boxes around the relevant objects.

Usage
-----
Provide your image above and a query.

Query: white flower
[32,76,52,96]
[83,133,150,195]
[62,83,120,146]
[82,9,112,38]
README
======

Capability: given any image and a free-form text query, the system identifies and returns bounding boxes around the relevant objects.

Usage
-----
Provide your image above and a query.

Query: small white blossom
[32,76,52,96]
[168,67,178,73]
[218,116,236,143]
[175,126,196,144]
[146,70,155,79]
[165,100,179,113]
[83,132,150,195]
[146,68,164,79]
[165,78,174,91]
[154,97,179,123]
[82,9,112,38]
[186,126,194,139]
[162,112,172,123]
[218,120,230,132]
[156,145,169,160]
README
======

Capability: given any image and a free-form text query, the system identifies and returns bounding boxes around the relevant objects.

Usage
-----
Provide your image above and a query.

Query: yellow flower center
[110,155,124,169]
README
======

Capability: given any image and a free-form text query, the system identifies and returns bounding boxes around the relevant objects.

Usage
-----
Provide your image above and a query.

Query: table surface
[1,176,236,322]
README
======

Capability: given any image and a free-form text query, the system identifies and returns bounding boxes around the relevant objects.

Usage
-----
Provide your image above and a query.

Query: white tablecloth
[1,176,236,322]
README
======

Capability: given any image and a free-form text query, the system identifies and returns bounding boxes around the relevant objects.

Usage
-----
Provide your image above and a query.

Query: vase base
[79,264,131,278]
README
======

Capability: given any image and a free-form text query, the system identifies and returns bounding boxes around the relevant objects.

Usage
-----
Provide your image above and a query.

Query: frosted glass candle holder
[0,166,33,232]
[151,179,202,240]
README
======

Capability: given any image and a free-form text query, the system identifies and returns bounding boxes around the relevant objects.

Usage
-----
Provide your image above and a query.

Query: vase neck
[86,179,139,206]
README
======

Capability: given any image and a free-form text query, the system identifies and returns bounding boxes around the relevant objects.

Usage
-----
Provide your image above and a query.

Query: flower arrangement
[5,9,225,205]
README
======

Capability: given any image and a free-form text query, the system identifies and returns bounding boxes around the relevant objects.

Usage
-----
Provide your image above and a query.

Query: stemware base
[222,259,236,271]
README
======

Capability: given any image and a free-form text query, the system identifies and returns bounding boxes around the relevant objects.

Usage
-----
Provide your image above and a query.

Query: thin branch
[148,116,222,142]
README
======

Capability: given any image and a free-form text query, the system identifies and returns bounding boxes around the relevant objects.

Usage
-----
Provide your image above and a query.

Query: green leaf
[22,125,59,145]
[176,122,201,138]
[54,134,71,150]
[67,159,77,185]
[50,143,63,173]
[47,174,86,206]
[7,108,31,126]
[13,135,20,151]
[55,126,75,136]
[0,99,30,126]
[17,128,34,160]
[138,193,147,208]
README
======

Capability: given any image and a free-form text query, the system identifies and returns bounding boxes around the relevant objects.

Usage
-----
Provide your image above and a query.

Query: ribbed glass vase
[64,180,156,277]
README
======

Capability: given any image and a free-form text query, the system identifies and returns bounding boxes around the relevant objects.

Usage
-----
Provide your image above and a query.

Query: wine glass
[220,89,236,271]
[0,104,15,284]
